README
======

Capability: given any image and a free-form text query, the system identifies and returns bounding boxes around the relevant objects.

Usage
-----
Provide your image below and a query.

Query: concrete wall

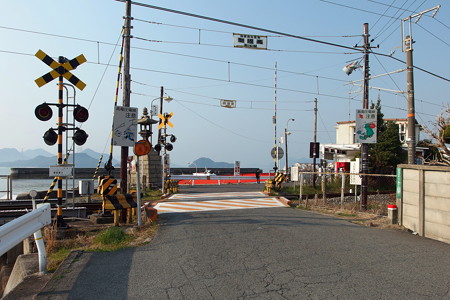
[398,164,450,244]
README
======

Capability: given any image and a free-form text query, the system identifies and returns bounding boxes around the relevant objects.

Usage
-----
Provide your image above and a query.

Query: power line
[370,0,400,38]
[131,91,315,111]
[115,0,363,52]
[133,81,316,104]
[319,0,402,20]
[130,43,352,83]
[134,36,357,54]
[120,0,450,82]
[134,17,361,38]
[368,0,450,31]
[174,100,268,143]
[2,20,447,83]
[371,51,450,82]
[373,0,412,40]
[416,23,450,47]
[0,24,354,84]
[1,48,443,114]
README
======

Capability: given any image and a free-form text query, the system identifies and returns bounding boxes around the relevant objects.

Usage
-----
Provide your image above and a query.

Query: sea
[0,167,83,200]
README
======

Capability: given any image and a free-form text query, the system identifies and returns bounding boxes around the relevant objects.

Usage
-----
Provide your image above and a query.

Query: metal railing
[291,171,396,213]
[0,175,13,200]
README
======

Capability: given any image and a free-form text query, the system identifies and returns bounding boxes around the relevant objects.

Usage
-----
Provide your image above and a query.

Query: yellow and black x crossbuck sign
[158,112,174,129]
[34,49,87,90]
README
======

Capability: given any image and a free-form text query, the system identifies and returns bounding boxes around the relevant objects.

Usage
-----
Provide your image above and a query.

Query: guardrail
[0,203,51,257]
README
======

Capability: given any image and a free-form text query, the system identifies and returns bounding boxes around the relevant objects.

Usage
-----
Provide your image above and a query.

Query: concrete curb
[36,250,92,300]
[276,196,292,207]
[2,253,40,298]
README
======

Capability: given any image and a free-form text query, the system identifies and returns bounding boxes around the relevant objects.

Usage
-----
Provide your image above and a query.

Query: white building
[321,118,422,170]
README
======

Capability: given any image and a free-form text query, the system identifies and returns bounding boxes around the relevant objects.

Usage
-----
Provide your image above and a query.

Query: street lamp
[149,94,173,144]
[150,95,173,117]
[285,118,295,174]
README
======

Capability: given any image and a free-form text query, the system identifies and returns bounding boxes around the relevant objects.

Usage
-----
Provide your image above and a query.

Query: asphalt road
[38,185,450,299]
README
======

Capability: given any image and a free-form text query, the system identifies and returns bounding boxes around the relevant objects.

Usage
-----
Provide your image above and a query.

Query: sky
[0,0,449,171]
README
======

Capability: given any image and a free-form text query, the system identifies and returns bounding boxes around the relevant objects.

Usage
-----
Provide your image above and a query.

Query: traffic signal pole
[56,57,66,227]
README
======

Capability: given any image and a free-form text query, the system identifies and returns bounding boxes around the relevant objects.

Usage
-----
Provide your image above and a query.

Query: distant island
[0,148,119,168]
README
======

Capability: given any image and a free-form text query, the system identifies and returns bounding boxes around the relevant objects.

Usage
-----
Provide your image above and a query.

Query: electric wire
[373,0,431,43]
[131,91,314,112]
[372,54,443,109]
[1,48,445,113]
[124,1,450,82]
[114,0,363,52]
[318,111,334,143]
[174,99,269,143]
[373,0,411,40]
[134,36,357,54]
[134,17,361,38]
[0,25,355,83]
[133,80,316,104]
[2,23,447,82]
[319,0,402,20]
[416,23,450,47]
[129,44,352,83]
[370,0,399,38]
[370,0,450,32]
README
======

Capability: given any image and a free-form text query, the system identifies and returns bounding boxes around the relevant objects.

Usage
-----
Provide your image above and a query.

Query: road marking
[154,192,288,214]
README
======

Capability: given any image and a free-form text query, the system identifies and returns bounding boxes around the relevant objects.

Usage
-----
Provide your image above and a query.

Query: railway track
[0,200,102,222]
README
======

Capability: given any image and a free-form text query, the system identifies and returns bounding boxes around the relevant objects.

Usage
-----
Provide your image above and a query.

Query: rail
[0,175,13,200]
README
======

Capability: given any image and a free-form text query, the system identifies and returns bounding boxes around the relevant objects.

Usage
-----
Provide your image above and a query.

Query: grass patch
[44,188,163,271]
[44,219,158,272]
[337,212,357,217]
[95,226,130,245]
[47,247,72,273]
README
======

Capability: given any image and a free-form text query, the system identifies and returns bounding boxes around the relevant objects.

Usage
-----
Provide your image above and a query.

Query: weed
[337,212,357,217]
[95,226,130,245]
[47,247,72,272]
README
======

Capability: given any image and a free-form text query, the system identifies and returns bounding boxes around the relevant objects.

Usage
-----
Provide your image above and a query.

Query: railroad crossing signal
[34,49,87,90]
[158,112,174,129]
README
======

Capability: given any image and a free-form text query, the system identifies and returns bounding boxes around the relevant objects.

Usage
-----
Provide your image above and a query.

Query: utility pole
[157,86,163,155]
[402,6,440,164]
[360,23,370,211]
[405,35,415,164]
[120,0,132,194]
[312,97,318,188]
[273,62,278,172]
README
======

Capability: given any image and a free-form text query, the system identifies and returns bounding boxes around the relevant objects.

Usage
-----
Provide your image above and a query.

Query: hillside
[189,157,234,168]
[0,148,53,163]
[0,148,119,168]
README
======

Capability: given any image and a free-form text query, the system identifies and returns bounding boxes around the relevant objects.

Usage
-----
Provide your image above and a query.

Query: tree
[420,107,450,165]
[366,98,406,174]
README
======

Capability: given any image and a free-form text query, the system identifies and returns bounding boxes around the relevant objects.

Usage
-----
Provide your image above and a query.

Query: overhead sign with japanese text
[355,109,377,144]
[220,99,236,108]
[233,33,267,50]
[113,106,138,147]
